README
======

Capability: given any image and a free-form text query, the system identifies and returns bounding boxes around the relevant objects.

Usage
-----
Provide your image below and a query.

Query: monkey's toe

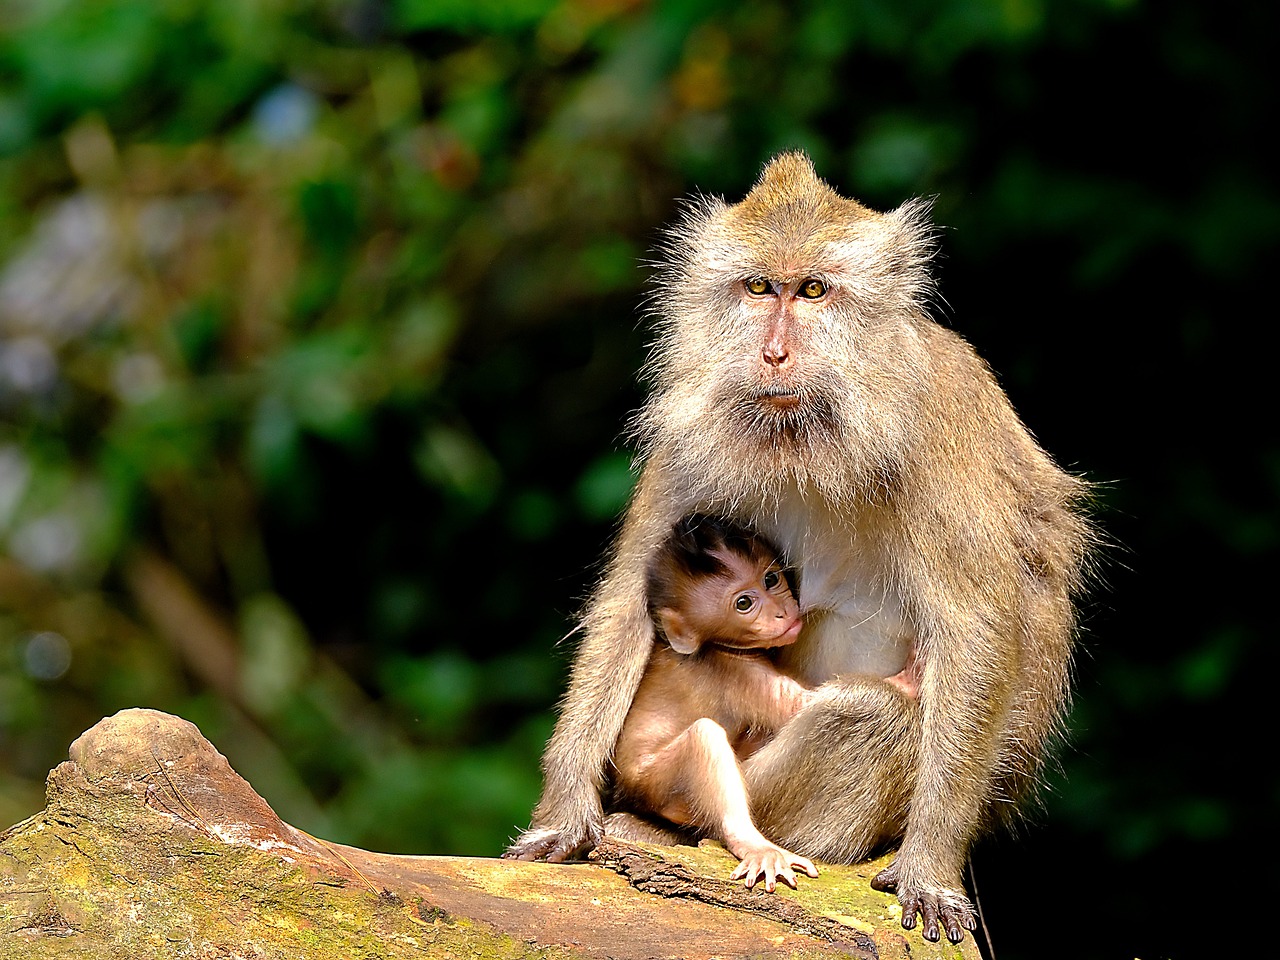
[873,866,975,945]
[504,825,595,863]
[502,834,556,861]
[869,862,898,892]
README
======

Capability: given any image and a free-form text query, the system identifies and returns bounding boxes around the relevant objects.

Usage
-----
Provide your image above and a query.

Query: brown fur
[506,153,1092,944]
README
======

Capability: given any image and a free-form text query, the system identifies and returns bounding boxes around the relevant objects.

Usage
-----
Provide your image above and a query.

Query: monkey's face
[690,550,803,650]
[729,273,847,430]
[640,154,936,494]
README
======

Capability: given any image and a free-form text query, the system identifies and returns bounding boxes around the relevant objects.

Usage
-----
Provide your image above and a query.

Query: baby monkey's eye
[763,570,781,589]
[745,277,771,296]
[797,278,827,299]
[734,593,755,613]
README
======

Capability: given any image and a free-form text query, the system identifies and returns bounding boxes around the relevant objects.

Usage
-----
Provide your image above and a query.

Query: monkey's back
[899,319,1092,813]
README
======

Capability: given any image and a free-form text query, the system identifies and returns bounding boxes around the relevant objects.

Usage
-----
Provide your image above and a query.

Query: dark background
[1,3,1274,958]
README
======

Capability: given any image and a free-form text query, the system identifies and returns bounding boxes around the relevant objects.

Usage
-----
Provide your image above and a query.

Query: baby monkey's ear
[655,608,700,655]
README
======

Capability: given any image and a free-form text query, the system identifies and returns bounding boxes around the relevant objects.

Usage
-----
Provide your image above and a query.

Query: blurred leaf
[1172,797,1230,841]
[298,179,359,261]
[10,1,161,115]
[107,386,215,475]
[171,299,225,374]
[239,593,311,713]
[269,329,377,444]
[574,451,635,521]
[381,651,479,735]
[413,424,500,509]
[247,392,304,489]
[394,0,559,33]
[386,295,459,388]
[577,237,639,294]
[1174,628,1243,701]
[849,116,962,197]
[505,488,560,541]
[372,579,431,641]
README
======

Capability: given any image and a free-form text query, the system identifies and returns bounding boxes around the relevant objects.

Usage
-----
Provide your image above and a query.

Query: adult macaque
[612,513,817,892]
[506,153,1091,944]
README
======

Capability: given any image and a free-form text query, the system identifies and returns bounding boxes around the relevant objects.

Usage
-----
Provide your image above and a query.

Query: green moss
[0,808,572,960]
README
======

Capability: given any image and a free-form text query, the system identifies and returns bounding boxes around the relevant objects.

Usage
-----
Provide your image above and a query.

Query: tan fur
[613,642,818,890]
[506,152,1092,944]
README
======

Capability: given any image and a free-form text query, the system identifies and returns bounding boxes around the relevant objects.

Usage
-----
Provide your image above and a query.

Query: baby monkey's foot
[730,842,819,893]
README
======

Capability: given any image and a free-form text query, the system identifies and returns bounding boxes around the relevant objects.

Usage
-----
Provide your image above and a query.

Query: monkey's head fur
[633,152,941,512]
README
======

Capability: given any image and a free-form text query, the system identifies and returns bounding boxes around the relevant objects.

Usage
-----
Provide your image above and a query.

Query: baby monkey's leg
[638,717,819,892]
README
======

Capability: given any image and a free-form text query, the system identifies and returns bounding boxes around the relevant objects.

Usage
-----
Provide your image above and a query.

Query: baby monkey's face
[689,548,803,650]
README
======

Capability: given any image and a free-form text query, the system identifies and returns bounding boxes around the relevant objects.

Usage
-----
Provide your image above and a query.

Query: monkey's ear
[656,609,700,655]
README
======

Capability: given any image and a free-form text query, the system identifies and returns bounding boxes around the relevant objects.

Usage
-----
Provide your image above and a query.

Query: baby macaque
[611,514,819,892]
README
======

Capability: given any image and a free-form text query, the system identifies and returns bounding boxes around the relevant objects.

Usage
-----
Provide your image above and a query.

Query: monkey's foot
[729,841,819,893]
[870,861,976,944]
[503,821,600,863]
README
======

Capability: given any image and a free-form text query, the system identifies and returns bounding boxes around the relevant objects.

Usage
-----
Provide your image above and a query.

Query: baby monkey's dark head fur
[645,514,783,611]
[645,514,793,617]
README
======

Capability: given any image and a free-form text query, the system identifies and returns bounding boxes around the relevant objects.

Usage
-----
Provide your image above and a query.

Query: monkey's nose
[763,343,790,367]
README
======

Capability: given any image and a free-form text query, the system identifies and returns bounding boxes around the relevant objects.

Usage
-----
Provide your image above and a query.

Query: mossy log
[0,709,980,959]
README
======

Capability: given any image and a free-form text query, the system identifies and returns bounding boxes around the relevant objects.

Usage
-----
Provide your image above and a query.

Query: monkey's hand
[729,842,819,894]
[503,820,601,863]
[870,860,976,944]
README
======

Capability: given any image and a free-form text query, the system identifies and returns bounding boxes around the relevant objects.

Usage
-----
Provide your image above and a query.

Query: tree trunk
[0,709,981,959]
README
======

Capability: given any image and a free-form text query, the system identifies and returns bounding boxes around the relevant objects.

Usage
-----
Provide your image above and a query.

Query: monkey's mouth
[766,616,804,646]
[724,383,842,441]
[751,387,802,409]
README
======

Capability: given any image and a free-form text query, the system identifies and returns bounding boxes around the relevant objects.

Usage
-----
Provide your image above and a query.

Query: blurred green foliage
[1,2,1275,957]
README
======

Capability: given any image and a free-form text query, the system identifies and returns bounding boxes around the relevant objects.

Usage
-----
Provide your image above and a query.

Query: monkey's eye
[763,570,780,589]
[744,278,771,296]
[797,278,827,299]
[734,594,756,613]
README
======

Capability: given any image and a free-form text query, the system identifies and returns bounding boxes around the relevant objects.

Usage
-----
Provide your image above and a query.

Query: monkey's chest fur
[755,495,915,686]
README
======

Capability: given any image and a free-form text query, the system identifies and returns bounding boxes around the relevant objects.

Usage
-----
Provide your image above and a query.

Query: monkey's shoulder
[912,321,1007,406]
[907,320,1073,488]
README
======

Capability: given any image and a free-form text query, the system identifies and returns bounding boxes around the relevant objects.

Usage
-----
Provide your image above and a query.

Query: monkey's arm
[873,350,1073,943]
[505,464,689,862]
[868,598,994,943]
[764,672,817,721]
[729,669,816,745]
